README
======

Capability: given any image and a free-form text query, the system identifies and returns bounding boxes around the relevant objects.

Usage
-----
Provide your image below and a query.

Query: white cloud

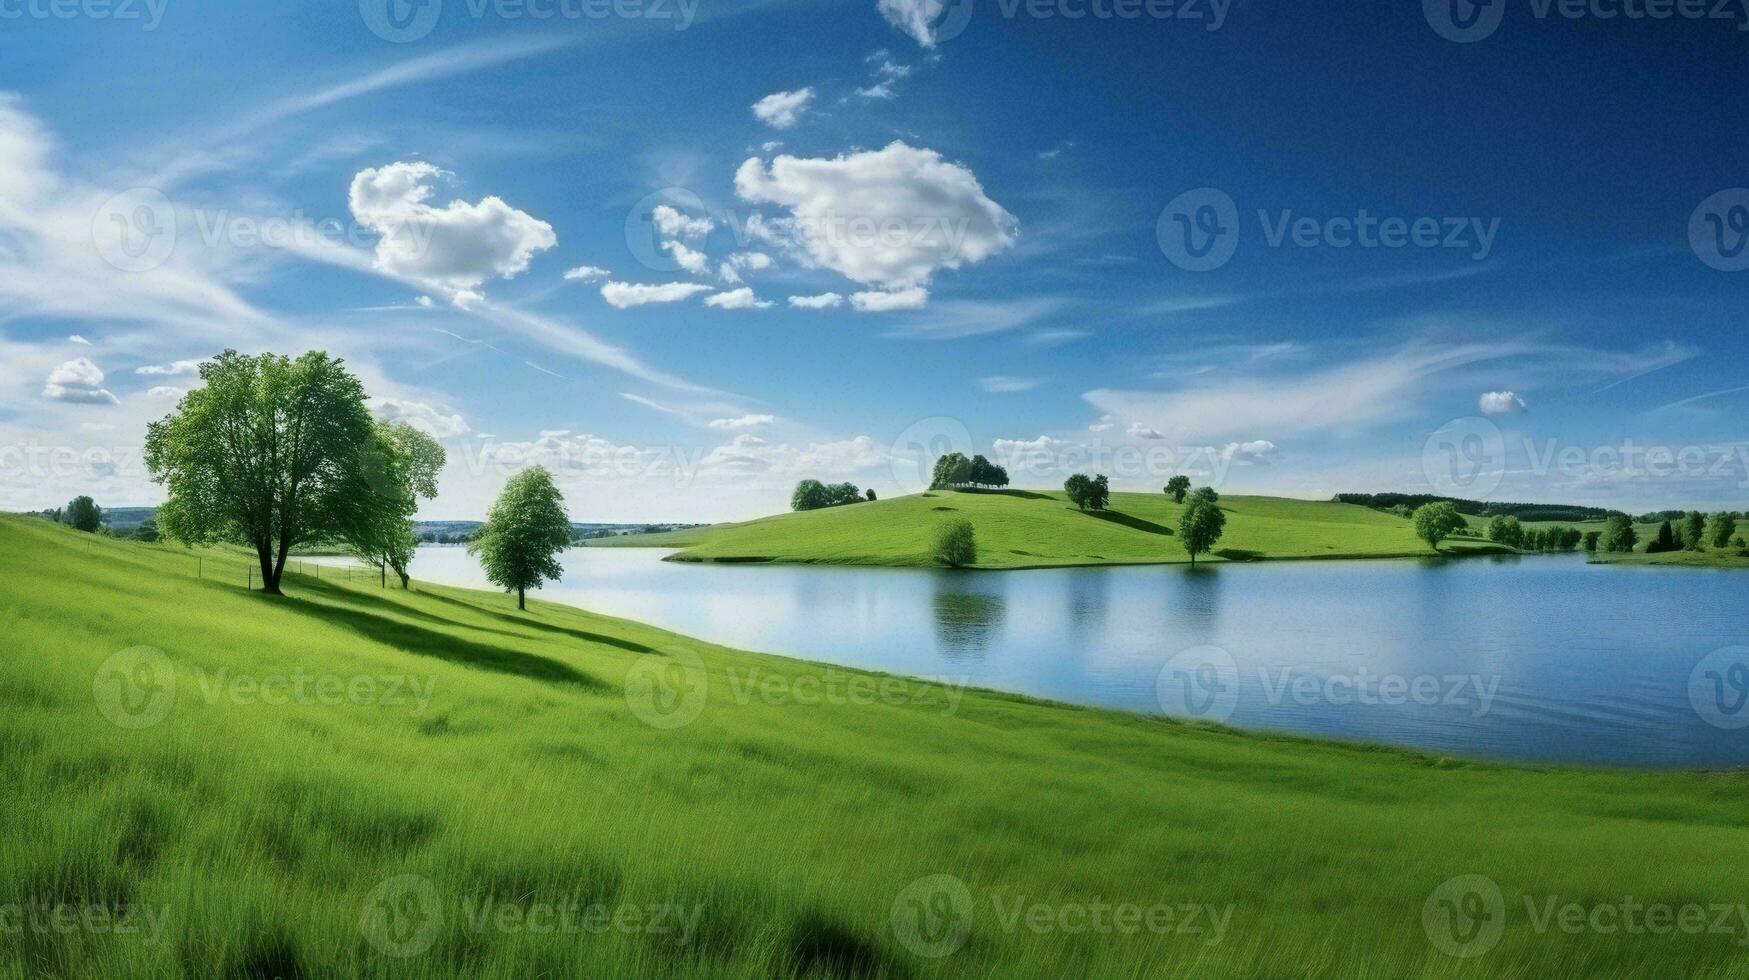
[67,335,90,346]
[146,385,188,400]
[857,55,912,99]
[752,87,815,129]
[704,287,773,310]
[415,295,435,307]
[368,396,470,438]
[879,0,949,47]
[708,414,777,430]
[43,357,118,405]
[348,161,556,290]
[1222,439,1278,463]
[1479,390,1526,415]
[788,292,845,309]
[727,251,772,271]
[661,239,711,276]
[135,358,205,377]
[599,281,712,309]
[651,204,714,241]
[563,264,611,282]
[882,296,1065,338]
[851,285,929,312]
[978,376,1043,393]
[1128,423,1164,440]
[734,141,1017,289]
[450,289,484,310]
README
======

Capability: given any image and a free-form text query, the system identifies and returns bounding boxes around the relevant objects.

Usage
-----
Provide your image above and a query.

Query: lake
[356,547,1749,768]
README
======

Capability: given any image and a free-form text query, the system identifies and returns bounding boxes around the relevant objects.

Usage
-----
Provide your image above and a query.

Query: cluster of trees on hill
[1484,516,1583,552]
[39,495,104,533]
[792,480,875,512]
[931,453,1010,490]
[1643,511,1740,554]
[1336,493,1625,524]
[1062,474,1110,511]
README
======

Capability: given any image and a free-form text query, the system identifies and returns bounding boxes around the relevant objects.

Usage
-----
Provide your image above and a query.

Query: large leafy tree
[1063,473,1092,510]
[469,466,572,610]
[792,479,831,511]
[1411,501,1464,552]
[348,421,446,588]
[64,495,103,533]
[144,350,375,595]
[1680,511,1708,550]
[1599,515,1638,553]
[1485,514,1524,549]
[930,452,973,490]
[1707,511,1737,549]
[1178,494,1226,565]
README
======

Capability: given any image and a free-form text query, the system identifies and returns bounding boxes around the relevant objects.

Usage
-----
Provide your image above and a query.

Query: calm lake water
[360,547,1749,769]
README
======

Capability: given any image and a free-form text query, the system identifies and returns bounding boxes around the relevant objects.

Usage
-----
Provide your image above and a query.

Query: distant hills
[73,507,702,542]
[1333,493,1628,524]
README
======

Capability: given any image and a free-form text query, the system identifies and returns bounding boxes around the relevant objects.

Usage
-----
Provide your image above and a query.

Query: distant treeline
[1333,493,1627,523]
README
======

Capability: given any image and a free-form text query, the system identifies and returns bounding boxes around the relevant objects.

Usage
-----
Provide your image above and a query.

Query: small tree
[865,488,878,502]
[1064,474,1092,510]
[1178,497,1226,566]
[933,519,976,568]
[469,466,572,610]
[1707,511,1737,549]
[1412,501,1464,552]
[64,495,103,533]
[348,421,446,588]
[1192,486,1219,505]
[1164,475,1191,503]
[1486,515,1524,549]
[1681,511,1708,550]
[1599,515,1638,553]
[792,479,831,512]
[1085,475,1110,512]
[1583,530,1601,553]
[1648,519,1678,553]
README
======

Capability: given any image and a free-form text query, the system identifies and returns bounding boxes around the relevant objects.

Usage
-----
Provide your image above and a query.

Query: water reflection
[931,581,1006,661]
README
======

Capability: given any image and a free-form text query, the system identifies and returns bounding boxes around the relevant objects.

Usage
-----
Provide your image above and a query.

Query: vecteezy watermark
[623,646,708,730]
[91,187,440,274]
[1424,874,1749,958]
[1157,646,1241,723]
[889,874,1233,960]
[0,0,167,29]
[93,646,176,730]
[723,666,969,716]
[359,874,703,958]
[1156,649,1501,725]
[1422,417,1507,499]
[1425,0,1749,44]
[359,0,699,43]
[889,417,977,495]
[0,898,171,943]
[1690,189,1749,272]
[1689,647,1749,729]
[1158,188,1500,272]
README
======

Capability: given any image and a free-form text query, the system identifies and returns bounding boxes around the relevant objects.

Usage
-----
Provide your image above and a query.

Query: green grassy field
[592,491,1510,568]
[8,513,1749,977]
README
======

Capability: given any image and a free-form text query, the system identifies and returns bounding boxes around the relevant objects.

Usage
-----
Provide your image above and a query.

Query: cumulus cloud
[67,334,90,345]
[878,0,949,47]
[752,87,816,129]
[1128,423,1164,440]
[661,239,711,276]
[850,285,929,312]
[349,161,556,290]
[651,204,714,241]
[734,141,1017,290]
[1222,439,1278,463]
[788,292,845,309]
[43,357,117,404]
[704,288,773,310]
[1478,390,1526,415]
[368,396,470,438]
[708,414,777,430]
[135,358,204,377]
[563,265,611,282]
[600,281,712,309]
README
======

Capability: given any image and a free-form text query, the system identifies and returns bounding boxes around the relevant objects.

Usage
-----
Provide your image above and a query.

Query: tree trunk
[256,541,280,594]
[518,585,526,610]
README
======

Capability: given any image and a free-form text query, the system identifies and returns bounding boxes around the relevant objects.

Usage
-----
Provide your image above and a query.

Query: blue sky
[1,0,1746,520]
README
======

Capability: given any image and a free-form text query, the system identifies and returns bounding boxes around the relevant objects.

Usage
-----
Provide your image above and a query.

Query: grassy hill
[8,514,1749,976]
[593,490,1509,568]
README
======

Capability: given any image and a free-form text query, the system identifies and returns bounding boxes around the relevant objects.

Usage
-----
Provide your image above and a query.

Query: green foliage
[1584,530,1601,552]
[864,488,877,502]
[932,518,977,567]
[1411,501,1464,551]
[1680,511,1708,550]
[1164,475,1191,503]
[130,518,160,543]
[63,495,103,533]
[1647,520,1679,554]
[1599,515,1639,553]
[792,479,864,511]
[1064,474,1110,511]
[1707,512,1737,549]
[930,452,972,490]
[348,422,446,587]
[468,466,572,609]
[1486,515,1524,549]
[143,350,376,594]
[1178,495,1226,565]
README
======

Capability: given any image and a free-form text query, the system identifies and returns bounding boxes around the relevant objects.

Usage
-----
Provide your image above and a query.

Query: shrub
[933,519,976,568]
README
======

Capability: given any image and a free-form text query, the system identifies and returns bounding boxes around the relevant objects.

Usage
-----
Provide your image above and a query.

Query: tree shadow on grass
[418,591,659,655]
[1078,509,1174,536]
[266,593,606,689]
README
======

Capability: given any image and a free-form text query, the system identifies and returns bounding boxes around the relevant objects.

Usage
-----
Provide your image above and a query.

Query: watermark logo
[890,874,975,959]
[890,416,976,495]
[1689,647,1749,729]
[624,646,708,729]
[360,0,442,41]
[1423,0,1506,42]
[93,646,175,729]
[1423,874,1506,958]
[360,874,443,957]
[1690,189,1749,272]
[0,0,168,29]
[1156,645,1239,723]
[92,187,175,274]
[1158,188,1240,272]
[1422,416,1505,499]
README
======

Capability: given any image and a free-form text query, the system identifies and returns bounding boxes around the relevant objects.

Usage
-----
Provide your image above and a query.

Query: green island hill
[7,513,1749,977]
[591,490,1512,568]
